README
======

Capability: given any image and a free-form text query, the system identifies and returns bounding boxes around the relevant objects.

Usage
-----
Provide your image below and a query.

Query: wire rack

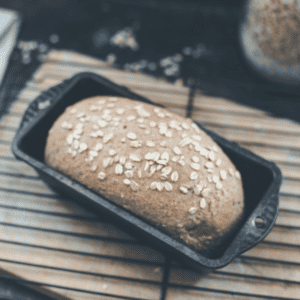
[0,49,299,300]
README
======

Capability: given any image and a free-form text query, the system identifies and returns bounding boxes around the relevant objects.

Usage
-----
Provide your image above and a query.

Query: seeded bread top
[45,96,244,252]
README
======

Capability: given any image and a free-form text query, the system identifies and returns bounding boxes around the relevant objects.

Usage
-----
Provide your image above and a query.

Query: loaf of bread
[45,96,244,252]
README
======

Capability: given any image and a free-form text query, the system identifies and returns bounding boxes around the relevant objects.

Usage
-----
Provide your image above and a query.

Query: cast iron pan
[12,72,282,272]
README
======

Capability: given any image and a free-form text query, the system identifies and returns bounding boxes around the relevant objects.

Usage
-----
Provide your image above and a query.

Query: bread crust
[45,96,244,251]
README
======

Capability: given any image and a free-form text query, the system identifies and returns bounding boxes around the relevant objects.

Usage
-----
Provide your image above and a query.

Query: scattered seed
[66,135,73,144]
[117,108,125,115]
[103,133,113,144]
[146,141,156,147]
[123,179,131,185]
[190,172,198,180]
[130,141,142,148]
[145,152,153,160]
[189,207,197,214]
[181,123,190,130]
[127,132,137,140]
[98,172,106,180]
[194,184,203,195]
[208,151,216,162]
[220,170,227,180]
[103,157,113,168]
[192,123,201,133]
[90,132,98,138]
[215,159,222,167]
[96,130,104,137]
[201,188,211,197]
[115,164,123,175]
[173,146,182,155]
[192,156,200,163]
[160,141,167,147]
[200,198,206,209]
[130,180,139,191]
[119,156,126,165]
[180,186,188,194]
[156,182,164,191]
[165,131,173,138]
[130,154,141,162]
[109,149,117,156]
[235,171,241,180]
[150,121,156,127]
[178,160,185,166]
[89,151,98,158]
[152,152,160,161]
[127,115,136,121]
[98,120,107,128]
[61,121,73,130]
[144,161,150,171]
[78,143,88,153]
[156,164,163,171]
[160,173,168,181]
[94,143,103,151]
[190,163,200,171]
[171,171,179,182]
[229,168,235,176]
[125,170,134,178]
[164,182,173,191]
[73,140,80,149]
[121,138,126,143]
[216,182,223,189]
[150,182,157,190]
[125,162,134,169]
[192,135,202,141]
[162,166,172,175]
[90,164,97,172]
[161,152,169,161]
[205,162,214,169]
[213,175,219,183]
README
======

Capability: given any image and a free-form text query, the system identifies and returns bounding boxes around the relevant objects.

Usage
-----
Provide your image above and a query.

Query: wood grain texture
[0,49,299,299]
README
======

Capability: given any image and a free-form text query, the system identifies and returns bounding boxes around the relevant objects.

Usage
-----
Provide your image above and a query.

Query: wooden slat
[241,144,300,165]
[244,242,300,265]
[0,243,163,282]
[0,206,134,240]
[193,94,268,117]
[0,159,38,177]
[0,261,161,300]
[193,109,300,134]
[279,195,300,212]
[204,125,300,150]
[166,288,254,300]
[168,269,300,299]
[0,225,163,264]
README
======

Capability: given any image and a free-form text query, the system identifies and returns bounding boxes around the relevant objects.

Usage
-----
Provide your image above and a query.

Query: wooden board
[0,49,299,299]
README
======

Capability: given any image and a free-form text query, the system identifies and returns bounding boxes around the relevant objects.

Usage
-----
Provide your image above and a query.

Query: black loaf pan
[12,72,282,272]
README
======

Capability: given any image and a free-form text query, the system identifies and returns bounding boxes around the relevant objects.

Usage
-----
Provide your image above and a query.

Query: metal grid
[0,51,299,299]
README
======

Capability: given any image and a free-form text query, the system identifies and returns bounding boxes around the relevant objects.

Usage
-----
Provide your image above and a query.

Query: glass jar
[239,0,300,85]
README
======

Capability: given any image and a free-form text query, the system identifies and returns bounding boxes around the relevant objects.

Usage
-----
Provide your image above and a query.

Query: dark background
[2,0,300,123]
